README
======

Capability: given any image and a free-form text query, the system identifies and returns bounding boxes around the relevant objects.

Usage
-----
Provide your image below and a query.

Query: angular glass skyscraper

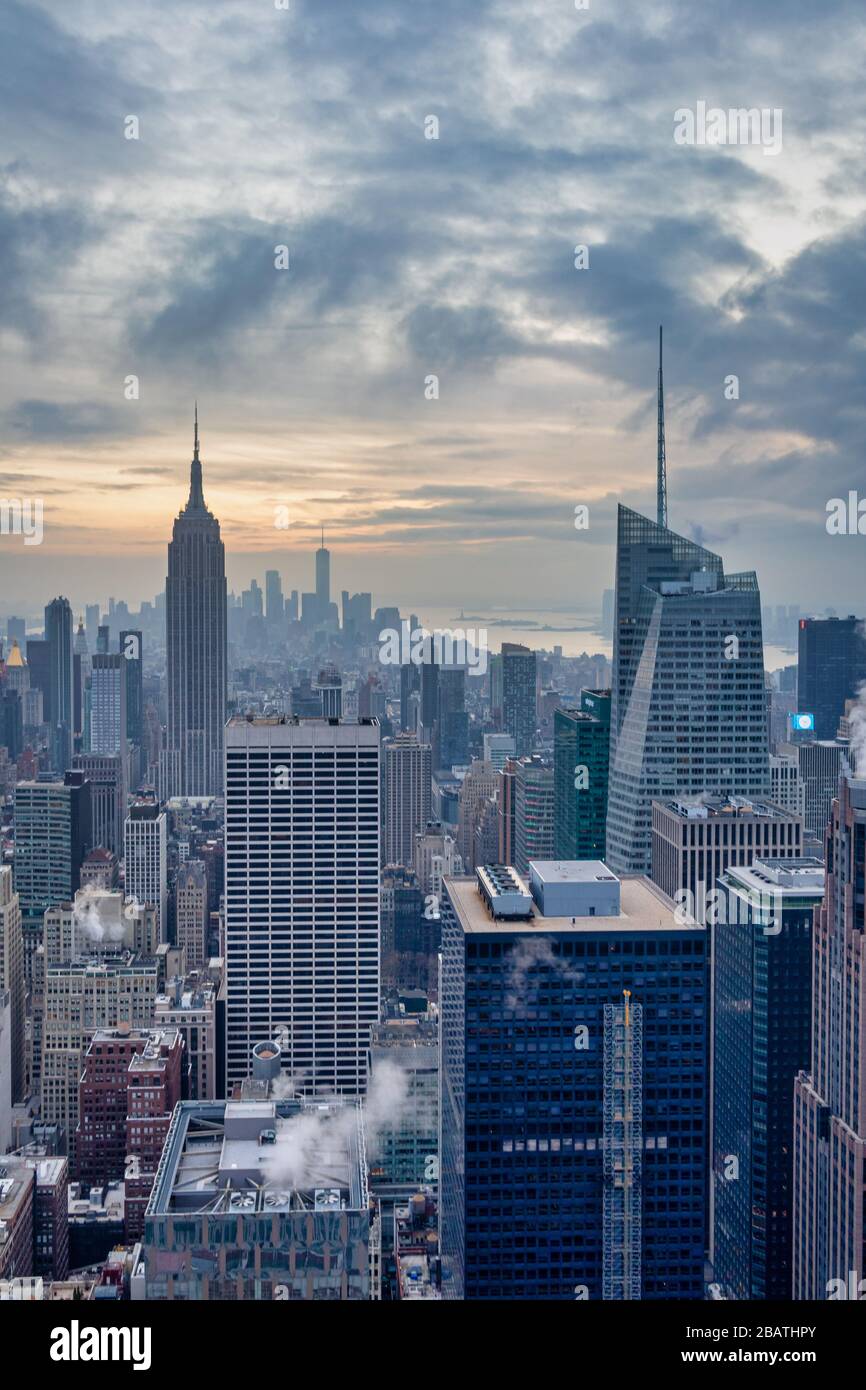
[163,413,227,798]
[606,506,769,875]
[13,773,92,921]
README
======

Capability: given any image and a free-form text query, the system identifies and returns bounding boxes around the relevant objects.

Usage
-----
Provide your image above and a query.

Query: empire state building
[162,410,227,798]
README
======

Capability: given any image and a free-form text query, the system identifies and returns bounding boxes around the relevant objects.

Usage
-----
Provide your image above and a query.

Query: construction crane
[602,989,643,1300]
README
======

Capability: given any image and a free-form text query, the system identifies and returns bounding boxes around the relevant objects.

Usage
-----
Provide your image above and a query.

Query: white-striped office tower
[225,716,380,1094]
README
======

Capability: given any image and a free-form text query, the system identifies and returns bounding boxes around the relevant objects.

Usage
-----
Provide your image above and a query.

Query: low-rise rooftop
[659,794,799,821]
[148,1098,368,1217]
[446,871,693,935]
[722,856,826,897]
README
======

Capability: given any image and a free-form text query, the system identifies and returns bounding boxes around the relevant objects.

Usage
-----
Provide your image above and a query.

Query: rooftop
[47,953,158,978]
[129,1030,181,1070]
[225,717,380,750]
[148,1098,368,1218]
[227,714,378,729]
[659,794,799,821]
[154,974,217,1011]
[723,856,826,897]
[68,1182,124,1221]
[371,1019,438,1048]
[34,1158,67,1187]
[0,1166,33,1227]
[447,871,690,935]
[529,860,618,885]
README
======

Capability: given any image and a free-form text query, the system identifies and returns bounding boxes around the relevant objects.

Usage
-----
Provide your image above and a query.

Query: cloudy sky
[1,0,865,618]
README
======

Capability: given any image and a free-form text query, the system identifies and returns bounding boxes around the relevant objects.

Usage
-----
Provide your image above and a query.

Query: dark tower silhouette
[162,408,227,797]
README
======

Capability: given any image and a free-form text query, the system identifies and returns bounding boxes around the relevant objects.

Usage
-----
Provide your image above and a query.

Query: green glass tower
[554,689,611,861]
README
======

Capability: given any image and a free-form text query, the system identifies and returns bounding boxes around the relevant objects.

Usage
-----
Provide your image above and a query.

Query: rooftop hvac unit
[264,1191,292,1209]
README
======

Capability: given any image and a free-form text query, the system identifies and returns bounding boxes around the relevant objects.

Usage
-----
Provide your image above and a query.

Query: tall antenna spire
[656,325,667,529]
[187,402,205,510]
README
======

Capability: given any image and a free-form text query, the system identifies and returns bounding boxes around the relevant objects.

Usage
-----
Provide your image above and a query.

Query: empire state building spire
[187,401,206,511]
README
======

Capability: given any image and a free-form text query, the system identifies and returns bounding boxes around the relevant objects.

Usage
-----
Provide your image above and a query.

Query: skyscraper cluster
[0,350,864,1313]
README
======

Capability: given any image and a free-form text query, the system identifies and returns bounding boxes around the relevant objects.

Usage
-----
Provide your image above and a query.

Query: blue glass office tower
[713,858,823,1299]
[440,861,707,1300]
[797,615,866,740]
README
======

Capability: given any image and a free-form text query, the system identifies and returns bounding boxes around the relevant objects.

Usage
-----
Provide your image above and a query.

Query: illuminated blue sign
[790,712,815,732]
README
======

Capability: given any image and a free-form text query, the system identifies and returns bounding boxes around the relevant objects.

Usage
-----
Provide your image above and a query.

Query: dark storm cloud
[0,0,160,172]
[3,0,866,606]
[131,224,291,362]
[0,191,92,336]
[404,304,521,370]
[6,398,131,441]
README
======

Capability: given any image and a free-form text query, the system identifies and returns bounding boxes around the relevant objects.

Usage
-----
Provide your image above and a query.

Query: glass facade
[793,775,866,1299]
[513,758,554,876]
[367,1023,439,1187]
[713,865,817,1298]
[554,690,611,861]
[797,616,866,740]
[502,644,537,758]
[607,506,770,876]
[439,878,707,1299]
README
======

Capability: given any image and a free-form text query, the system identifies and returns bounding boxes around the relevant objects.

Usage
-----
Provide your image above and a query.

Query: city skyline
[3,0,866,1326]
[0,403,856,645]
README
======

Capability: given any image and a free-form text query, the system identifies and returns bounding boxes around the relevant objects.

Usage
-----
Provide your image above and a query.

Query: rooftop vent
[476,865,533,919]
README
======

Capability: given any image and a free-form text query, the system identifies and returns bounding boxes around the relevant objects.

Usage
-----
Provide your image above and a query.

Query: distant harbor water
[408,605,797,672]
[407,607,605,660]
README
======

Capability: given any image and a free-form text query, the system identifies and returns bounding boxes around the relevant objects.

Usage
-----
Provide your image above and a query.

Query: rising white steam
[73,885,127,944]
[504,935,583,1015]
[259,1060,410,1192]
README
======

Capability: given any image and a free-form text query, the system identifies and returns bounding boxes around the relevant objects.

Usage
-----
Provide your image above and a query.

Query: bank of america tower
[605,339,770,875]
